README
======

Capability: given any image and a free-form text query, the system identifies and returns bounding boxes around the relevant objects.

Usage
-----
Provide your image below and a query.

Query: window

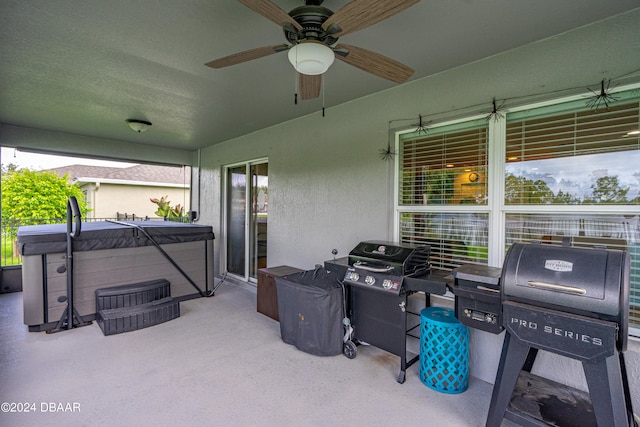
[505,101,639,205]
[504,92,639,330]
[399,120,488,206]
[398,119,490,269]
[395,87,640,333]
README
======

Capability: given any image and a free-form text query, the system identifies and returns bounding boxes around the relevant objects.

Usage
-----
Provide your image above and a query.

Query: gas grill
[485,242,635,427]
[342,241,449,383]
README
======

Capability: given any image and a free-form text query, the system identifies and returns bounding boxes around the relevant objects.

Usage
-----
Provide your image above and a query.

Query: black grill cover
[275,268,344,356]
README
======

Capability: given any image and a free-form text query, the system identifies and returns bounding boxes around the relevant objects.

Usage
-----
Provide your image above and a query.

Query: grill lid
[452,264,501,291]
[502,242,628,318]
[348,241,430,276]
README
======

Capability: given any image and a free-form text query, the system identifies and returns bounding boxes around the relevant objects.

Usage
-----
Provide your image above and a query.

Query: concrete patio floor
[0,282,516,427]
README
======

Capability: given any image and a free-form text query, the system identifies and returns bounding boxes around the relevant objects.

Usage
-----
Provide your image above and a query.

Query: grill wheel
[343,340,357,359]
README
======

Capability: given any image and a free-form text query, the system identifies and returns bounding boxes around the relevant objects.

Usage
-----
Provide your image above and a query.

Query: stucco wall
[196,8,640,410]
[82,182,190,219]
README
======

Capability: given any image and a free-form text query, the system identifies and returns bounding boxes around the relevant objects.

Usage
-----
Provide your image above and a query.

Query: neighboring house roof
[48,164,190,186]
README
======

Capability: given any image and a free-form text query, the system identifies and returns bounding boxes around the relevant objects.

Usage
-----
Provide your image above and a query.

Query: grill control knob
[349,272,359,282]
[365,275,375,286]
[382,280,393,289]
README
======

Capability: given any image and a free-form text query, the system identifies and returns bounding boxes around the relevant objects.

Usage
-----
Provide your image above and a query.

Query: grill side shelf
[403,269,451,295]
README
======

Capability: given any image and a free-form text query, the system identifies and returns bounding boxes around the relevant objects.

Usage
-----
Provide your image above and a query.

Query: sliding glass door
[225,160,268,281]
[250,162,268,278]
[226,165,247,276]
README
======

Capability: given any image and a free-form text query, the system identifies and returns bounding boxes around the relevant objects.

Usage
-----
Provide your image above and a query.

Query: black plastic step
[94,279,180,335]
[95,279,171,311]
[96,297,180,336]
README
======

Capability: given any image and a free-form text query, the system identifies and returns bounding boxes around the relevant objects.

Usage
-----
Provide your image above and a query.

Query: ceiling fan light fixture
[288,41,335,75]
[126,119,152,133]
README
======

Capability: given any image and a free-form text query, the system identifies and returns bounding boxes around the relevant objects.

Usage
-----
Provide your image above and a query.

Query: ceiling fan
[205,0,419,100]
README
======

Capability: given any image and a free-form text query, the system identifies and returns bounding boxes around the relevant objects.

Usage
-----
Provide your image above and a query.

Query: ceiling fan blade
[322,0,419,37]
[205,44,288,69]
[334,43,414,84]
[298,73,322,100]
[239,0,302,31]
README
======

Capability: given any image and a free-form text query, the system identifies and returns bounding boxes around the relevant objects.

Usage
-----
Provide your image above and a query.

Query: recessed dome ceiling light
[126,119,152,133]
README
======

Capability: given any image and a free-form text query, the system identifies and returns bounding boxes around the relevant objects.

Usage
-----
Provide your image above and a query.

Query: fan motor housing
[285,5,338,46]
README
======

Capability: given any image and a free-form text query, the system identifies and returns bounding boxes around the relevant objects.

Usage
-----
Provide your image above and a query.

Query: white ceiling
[1,0,639,152]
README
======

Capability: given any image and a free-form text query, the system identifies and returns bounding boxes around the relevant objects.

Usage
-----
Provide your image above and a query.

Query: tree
[552,189,581,205]
[2,169,88,263]
[586,176,629,204]
[1,169,88,222]
[1,162,19,174]
[505,174,554,204]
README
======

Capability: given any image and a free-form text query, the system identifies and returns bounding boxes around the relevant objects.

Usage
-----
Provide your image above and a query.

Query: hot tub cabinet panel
[18,221,214,332]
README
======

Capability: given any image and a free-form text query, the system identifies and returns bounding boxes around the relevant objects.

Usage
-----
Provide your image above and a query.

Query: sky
[506,150,640,200]
[1,147,137,170]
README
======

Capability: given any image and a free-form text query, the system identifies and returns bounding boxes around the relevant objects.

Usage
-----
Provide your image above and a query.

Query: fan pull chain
[294,71,298,105]
[292,47,299,105]
[322,74,325,117]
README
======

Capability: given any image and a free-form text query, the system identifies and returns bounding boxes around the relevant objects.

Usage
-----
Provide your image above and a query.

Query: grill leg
[583,353,631,427]
[485,331,531,427]
[619,353,638,427]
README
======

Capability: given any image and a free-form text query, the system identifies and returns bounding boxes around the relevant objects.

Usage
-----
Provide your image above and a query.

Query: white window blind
[400,212,489,270]
[399,122,488,206]
[505,101,640,205]
[398,121,490,270]
[507,103,639,163]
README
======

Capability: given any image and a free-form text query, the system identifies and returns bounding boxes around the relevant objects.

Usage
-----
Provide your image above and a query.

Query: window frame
[395,115,494,269]
[221,157,268,284]
[394,84,640,337]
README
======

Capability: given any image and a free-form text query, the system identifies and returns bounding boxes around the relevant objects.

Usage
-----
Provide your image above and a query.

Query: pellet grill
[483,242,636,427]
[341,241,449,383]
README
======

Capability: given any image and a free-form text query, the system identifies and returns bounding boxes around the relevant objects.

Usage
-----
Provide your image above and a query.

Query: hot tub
[17,221,214,332]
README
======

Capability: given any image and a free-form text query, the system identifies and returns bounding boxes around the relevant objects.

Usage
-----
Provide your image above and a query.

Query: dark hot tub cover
[17,221,214,256]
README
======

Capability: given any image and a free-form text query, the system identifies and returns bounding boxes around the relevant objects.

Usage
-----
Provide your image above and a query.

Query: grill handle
[527,281,586,296]
[477,285,500,294]
[352,261,394,273]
